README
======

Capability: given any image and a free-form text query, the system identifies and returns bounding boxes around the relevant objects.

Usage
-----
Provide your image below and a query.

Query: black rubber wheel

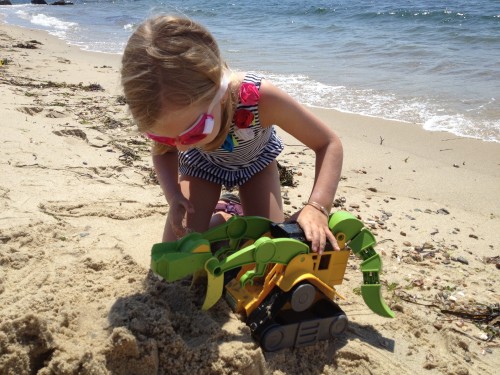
[261,324,286,352]
[290,283,316,312]
[329,314,348,336]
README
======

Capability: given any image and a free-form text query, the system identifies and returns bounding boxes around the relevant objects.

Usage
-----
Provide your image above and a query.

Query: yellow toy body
[226,249,350,316]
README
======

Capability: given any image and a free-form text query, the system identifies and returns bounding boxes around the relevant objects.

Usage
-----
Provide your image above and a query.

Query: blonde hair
[121,15,235,153]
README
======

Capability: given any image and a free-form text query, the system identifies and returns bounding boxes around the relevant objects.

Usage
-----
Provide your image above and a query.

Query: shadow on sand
[106,271,395,374]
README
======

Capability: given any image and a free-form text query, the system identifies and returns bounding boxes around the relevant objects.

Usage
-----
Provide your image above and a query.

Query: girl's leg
[239,160,284,222]
[210,193,243,228]
[209,211,233,228]
[162,175,222,241]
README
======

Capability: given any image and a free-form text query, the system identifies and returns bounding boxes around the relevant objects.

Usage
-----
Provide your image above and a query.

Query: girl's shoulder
[231,72,264,109]
[231,71,264,89]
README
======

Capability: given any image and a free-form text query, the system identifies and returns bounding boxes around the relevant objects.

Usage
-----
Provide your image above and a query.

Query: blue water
[1,0,499,142]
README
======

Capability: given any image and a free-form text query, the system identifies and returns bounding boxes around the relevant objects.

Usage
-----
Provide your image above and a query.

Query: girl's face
[146,74,230,151]
[149,99,223,152]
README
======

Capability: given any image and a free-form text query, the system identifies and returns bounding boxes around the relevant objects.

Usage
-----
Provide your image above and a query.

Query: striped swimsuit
[178,73,284,189]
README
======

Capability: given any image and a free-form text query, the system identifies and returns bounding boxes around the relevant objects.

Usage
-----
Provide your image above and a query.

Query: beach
[0,22,499,375]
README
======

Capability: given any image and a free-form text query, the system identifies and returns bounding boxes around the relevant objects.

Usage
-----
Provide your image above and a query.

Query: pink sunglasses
[146,74,230,147]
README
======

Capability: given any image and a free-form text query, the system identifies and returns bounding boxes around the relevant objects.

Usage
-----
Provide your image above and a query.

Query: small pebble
[478,333,489,341]
[452,256,469,265]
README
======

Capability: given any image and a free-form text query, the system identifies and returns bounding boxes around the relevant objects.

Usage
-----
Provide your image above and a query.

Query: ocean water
[1,0,499,142]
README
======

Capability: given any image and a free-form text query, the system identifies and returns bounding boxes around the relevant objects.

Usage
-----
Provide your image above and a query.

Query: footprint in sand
[52,128,88,142]
[39,200,165,220]
[16,106,43,116]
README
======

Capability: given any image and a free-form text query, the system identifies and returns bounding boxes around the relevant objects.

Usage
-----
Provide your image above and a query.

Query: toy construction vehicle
[151,211,395,351]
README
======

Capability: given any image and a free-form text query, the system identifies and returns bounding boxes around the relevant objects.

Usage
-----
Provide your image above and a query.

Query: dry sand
[0,23,499,375]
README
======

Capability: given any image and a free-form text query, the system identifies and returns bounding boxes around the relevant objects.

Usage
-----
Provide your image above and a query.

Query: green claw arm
[329,212,396,318]
[205,237,310,286]
[328,211,365,242]
[150,216,272,282]
[201,216,273,257]
[150,232,212,282]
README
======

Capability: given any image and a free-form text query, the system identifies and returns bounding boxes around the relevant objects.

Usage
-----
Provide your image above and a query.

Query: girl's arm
[153,151,181,202]
[153,151,194,238]
[258,80,344,253]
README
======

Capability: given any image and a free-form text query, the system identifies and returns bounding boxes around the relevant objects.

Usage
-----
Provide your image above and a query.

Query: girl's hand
[167,192,195,238]
[292,205,339,254]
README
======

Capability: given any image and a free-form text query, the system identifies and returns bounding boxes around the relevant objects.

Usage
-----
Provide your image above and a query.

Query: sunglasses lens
[179,134,208,145]
[146,113,214,147]
[145,133,176,146]
[177,114,211,145]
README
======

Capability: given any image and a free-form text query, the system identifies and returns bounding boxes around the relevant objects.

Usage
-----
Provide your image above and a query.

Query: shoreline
[2,19,498,144]
[1,22,499,375]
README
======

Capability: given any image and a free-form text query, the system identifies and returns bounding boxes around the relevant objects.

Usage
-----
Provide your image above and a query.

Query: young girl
[121,15,343,254]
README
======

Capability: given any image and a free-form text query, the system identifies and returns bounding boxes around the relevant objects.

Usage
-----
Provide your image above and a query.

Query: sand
[0,23,499,375]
